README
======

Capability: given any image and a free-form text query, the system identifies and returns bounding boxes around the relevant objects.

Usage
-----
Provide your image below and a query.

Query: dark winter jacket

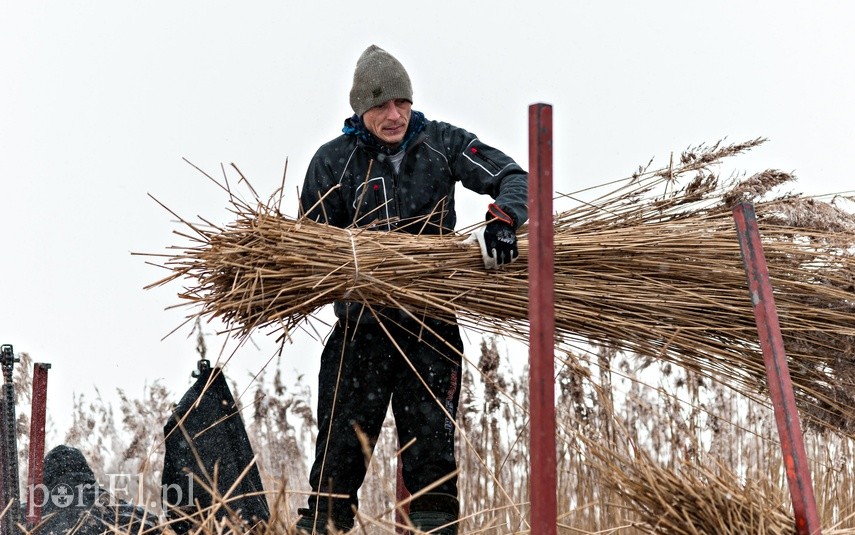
[300,112,528,322]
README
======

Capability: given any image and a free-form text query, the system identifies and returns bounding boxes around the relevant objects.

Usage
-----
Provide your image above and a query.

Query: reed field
[6,340,855,534]
[5,139,855,534]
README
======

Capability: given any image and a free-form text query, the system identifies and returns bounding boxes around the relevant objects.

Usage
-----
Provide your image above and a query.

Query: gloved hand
[483,219,518,266]
[461,203,519,269]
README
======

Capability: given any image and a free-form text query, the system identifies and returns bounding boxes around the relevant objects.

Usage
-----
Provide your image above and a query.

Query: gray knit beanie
[349,45,413,116]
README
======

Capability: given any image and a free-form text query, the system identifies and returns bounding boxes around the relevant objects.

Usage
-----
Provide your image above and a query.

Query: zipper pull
[373,183,382,208]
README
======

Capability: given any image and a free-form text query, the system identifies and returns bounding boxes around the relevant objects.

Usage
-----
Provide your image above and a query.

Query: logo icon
[51,484,75,508]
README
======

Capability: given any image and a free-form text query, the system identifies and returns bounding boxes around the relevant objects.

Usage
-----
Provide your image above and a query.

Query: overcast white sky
[2,1,853,439]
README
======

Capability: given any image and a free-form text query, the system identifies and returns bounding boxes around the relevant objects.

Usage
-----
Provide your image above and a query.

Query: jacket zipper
[470,146,501,172]
[372,182,392,231]
[391,171,401,230]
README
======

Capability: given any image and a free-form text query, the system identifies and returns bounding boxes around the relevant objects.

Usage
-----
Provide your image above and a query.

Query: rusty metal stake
[733,202,822,535]
[26,363,51,528]
[528,102,557,535]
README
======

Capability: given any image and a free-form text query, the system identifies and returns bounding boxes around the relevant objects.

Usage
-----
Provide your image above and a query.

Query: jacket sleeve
[445,124,529,228]
[299,145,349,228]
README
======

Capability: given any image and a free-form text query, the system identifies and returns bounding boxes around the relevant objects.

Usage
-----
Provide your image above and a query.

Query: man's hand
[484,203,518,267]
[461,204,519,269]
[483,220,518,266]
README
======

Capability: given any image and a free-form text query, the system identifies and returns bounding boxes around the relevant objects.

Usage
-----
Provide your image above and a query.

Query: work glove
[462,203,518,269]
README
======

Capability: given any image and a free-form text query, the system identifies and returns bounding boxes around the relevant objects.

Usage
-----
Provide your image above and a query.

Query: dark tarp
[161,364,269,533]
[26,445,159,535]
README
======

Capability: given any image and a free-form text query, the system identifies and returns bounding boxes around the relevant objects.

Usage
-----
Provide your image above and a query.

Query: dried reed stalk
[144,139,855,433]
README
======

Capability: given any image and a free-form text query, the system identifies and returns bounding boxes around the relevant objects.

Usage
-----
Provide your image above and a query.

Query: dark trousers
[304,317,463,527]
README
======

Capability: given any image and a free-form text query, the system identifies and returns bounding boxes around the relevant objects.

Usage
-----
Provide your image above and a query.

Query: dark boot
[295,508,353,534]
[408,493,459,535]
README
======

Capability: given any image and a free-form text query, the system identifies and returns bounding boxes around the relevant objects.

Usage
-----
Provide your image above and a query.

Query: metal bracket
[191,358,211,378]
[0,344,18,375]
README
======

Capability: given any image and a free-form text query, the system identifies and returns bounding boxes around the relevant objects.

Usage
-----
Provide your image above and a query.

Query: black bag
[162,363,269,533]
[28,445,160,535]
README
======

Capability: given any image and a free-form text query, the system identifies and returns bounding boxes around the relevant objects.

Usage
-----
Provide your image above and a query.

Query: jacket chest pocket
[352,176,394,229]
[398,171,454,210]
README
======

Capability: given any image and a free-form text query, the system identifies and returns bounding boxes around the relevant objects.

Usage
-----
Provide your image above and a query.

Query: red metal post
[26,363,50,528]
[528,103,556,535]
[733,202,822,535]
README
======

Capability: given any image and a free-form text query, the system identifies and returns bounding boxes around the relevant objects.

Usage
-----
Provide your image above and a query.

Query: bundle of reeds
[590,444,797,535]
[145,139,855,433]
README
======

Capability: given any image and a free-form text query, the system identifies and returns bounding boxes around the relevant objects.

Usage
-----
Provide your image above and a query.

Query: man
[296,45,528,534]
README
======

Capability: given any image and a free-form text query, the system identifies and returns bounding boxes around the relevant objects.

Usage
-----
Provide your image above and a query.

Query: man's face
[362,99,412,147]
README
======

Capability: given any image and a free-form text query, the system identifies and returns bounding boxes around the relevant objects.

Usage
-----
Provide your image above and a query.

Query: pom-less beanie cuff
[350,45,413,116]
